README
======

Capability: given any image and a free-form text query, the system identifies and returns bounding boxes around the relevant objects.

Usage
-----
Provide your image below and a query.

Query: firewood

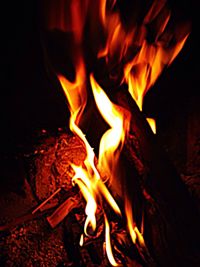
[0,209,51,232]
[64,213,86,266]
[46,196,80,228]
[31,133,86,202]
[113,88,200,267]
[32,188,61,214]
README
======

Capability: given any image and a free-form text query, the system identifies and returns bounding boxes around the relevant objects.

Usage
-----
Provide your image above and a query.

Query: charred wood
[114,88,200,267]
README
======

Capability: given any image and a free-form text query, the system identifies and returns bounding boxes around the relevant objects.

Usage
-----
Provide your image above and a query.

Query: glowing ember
[45,0,189,265]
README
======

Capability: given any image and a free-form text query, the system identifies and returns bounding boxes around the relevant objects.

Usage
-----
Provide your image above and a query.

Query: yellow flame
[80,234,84,246]
[90,74,130,188]
[72,166,97,234]
[146,118,156,134]
[134,226,145,247]
[98,181,121,215]
[105,215,119,266]
[72,163,121,236]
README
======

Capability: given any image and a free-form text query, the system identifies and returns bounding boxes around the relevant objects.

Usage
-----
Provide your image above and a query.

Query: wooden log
[46,196,78,228]
[113,88,200,267]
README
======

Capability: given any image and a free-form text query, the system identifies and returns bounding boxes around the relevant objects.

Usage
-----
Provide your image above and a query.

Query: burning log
[113,88,200,267]
[1,125,198,266]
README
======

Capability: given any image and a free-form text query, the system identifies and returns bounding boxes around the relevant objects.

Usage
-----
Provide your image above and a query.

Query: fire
[125,199,145,247]
[58,72,123,263]
[146,118,156,134]
[90,74,130,187]
[105,215,119,266]
[45,0,189,264]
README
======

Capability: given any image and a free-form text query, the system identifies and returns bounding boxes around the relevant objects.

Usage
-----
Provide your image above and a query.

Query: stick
[46,196,78,228]
[32,188,61,214]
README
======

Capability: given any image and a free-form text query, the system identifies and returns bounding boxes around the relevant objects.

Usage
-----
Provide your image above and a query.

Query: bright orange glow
[99,0,107,25]
[125,200,145,247]
[124,34,189,113]
[169,35,189,64]
[58,59,86,122]
[146,118,156,134]
[125,200,137,244]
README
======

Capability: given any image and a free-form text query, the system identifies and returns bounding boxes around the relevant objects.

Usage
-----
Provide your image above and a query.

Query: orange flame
[125,199,145,247]
[124,35,189,113]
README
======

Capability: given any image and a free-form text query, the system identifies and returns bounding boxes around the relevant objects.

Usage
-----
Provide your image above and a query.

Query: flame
[58,59,86,120]
[72,166,97,233]
[124,36,189,113]
[125,199,145,247]
[121,1,189,134]
[58,71,125,264]
[146,118,156,134]
[105,215,119,266]
[71,163,121,237]
[90,74,130,187]
[80,234,84,246]
[48,0,189,264]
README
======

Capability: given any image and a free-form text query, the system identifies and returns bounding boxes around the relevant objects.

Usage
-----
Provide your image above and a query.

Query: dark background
[0,0,199,187]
